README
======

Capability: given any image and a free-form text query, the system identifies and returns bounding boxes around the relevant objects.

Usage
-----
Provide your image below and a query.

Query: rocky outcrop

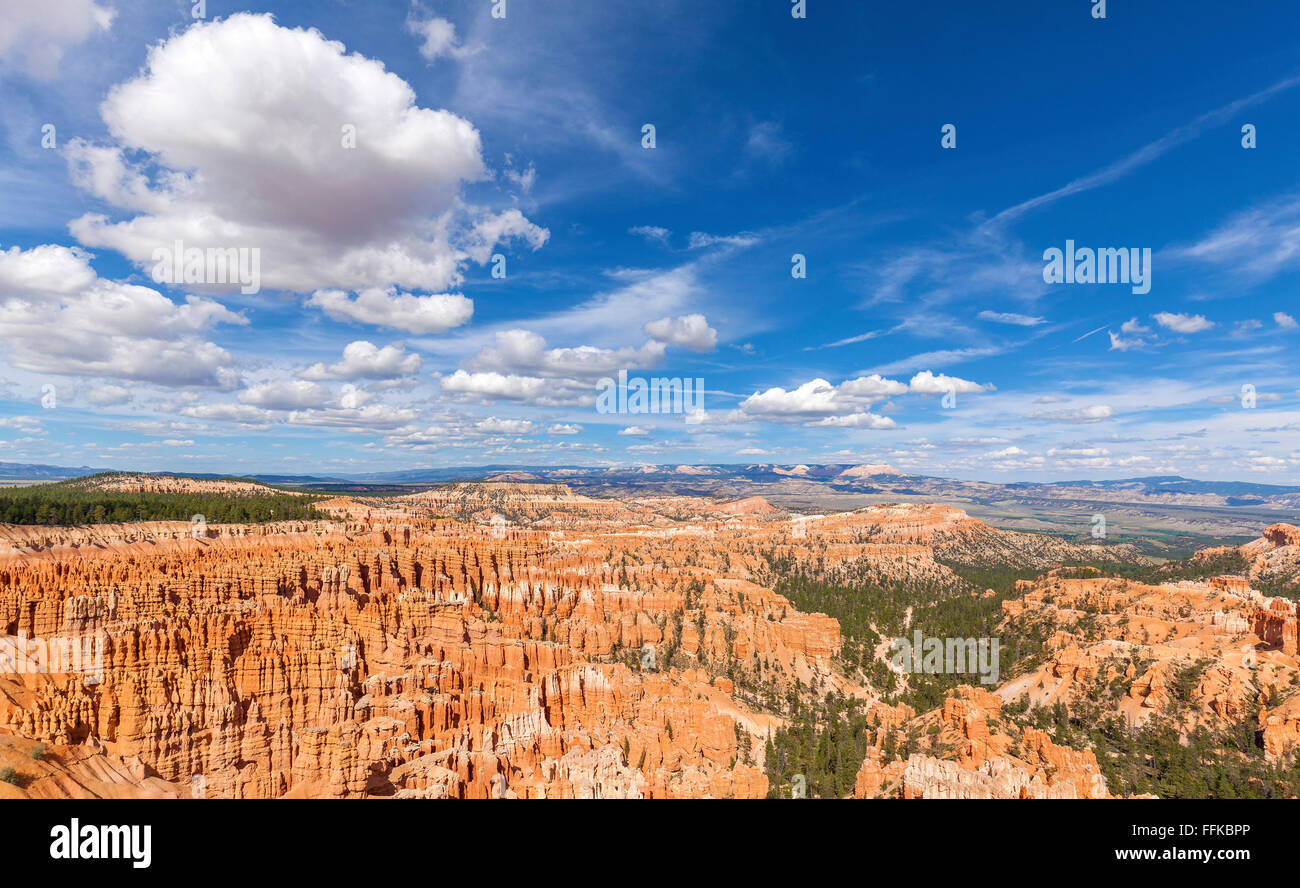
[993,567,1300,760]
[899,746,1102,800]
[0,519,336,557]
[852,686,1110,799]
[1202,523,1300,594]
[0,732,188,799]
[1261,694,1300,759]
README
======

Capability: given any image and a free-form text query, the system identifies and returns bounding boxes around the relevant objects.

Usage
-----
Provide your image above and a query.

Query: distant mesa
[767,463,903,479]
[66,473,296,497]
[837,463,904,478]
[484,471,542,482]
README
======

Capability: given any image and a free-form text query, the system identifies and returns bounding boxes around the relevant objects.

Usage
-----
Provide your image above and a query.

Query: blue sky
[1,0,1299,481]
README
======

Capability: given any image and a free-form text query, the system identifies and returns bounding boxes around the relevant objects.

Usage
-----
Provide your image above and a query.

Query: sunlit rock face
[4,482,1293,800]
[0,485,854,798]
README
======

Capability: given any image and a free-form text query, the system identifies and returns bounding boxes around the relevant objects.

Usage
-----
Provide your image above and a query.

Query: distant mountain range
[0,461,113,481]
[1016,475,1300,499]
[4,460,1299,496]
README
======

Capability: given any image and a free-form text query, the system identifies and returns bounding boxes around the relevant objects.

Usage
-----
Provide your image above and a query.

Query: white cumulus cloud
[643,313,718,352]
[908,371,990,395]
[0,243,244,387]
[306,288,473,334]
[301,340,422,380]
[64,13,544,296]
[1153,312,1214,333]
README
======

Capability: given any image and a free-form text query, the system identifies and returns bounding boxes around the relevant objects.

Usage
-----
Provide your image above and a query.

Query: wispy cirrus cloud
[1169,193,1300,282]
[986,73,1300,229]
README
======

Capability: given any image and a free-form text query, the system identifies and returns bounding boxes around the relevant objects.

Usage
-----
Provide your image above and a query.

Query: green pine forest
[0,474,329,525]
